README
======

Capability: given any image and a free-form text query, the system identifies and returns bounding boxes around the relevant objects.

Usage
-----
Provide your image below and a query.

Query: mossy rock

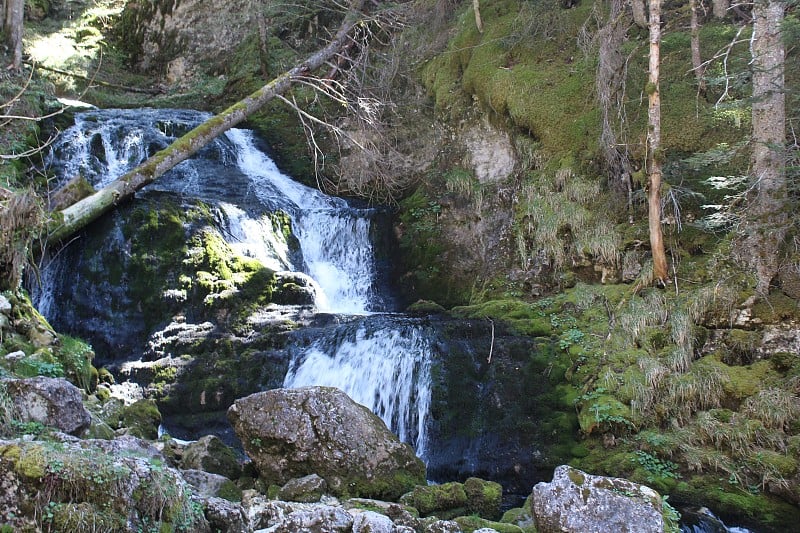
[122,399,162,440]
[577,394,630,435]
[181,434,242,480]
[464,477,503,520]
[454,514,525,533]
[406,300,448,315]
[402,481,468,517]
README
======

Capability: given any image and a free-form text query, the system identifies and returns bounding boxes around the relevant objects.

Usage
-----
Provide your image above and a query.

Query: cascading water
[37,108,433,456]
[284,315,433,456]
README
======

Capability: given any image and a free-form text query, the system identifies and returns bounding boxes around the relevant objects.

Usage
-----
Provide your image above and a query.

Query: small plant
[558,328,585,351]
[635,451,680,482]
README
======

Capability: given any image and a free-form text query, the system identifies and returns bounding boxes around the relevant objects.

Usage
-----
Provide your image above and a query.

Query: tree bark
[647,0,668,285]
[4,0,24,69]
[712,0,728,18]
[744,0,786,294]
[690,0,706,92]
[47,0,366,244]
[631,0,648,28]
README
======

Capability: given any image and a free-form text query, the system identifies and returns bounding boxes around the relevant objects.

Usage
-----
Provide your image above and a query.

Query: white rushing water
[283,320,433,457]
[225,128,377,314]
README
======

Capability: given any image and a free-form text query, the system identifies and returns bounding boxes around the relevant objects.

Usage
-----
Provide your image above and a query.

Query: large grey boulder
[531,465,665,533]
[3,376,91,435]
[228,386,426,500]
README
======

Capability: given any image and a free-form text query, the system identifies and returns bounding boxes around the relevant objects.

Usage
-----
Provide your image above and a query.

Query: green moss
[122,399,162,440]
[577,394,631,435]
[751,292,800,323]
[464,477,502,520]
[673,475,800,530]
[217,479,243,502]
[2,444,43,479]
[55,335,95,392]
[455,515,525,533]
[451,299,553,337]
[408,481,468,517]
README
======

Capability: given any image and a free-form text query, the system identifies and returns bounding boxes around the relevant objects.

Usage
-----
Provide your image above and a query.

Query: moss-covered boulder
[121,398,162,440]
[402,481,468,518]
[228,386,426,500]
[464,477,503,520]
[0,436,209,532]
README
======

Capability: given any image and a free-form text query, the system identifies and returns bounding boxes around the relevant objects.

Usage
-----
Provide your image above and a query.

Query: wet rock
[531,465,664,533]
[3,376,90,435]
[228,386,425,500]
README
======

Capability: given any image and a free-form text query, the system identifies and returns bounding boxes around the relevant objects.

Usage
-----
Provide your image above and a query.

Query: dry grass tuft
[1,189,47,290]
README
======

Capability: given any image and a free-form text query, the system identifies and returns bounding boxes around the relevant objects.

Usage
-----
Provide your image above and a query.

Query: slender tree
[712,0,728,18]
[690,0,706,92]
[473,0,483,33]
[3,0,24,69]
[631,0,648,27]
[744,0,787,294]
[647,0,669,284]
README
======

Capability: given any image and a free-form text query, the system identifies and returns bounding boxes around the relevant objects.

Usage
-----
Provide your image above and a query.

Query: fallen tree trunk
[47,0,365,244]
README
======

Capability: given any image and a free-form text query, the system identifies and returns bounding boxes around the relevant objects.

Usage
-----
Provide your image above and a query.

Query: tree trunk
[690,0,706,92]
[647,0,668,285]
[744,0,787,294]
[712,0,728,18]
[47,0,366,244]
[473,0,483,33]
[4,0,24,69]
[631,0,648,28]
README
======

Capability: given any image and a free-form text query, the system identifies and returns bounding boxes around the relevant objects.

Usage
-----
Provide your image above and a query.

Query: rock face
[532,465,665,533]
[120,0,260,77]
[3,377,91,435]
[228,386,426,499]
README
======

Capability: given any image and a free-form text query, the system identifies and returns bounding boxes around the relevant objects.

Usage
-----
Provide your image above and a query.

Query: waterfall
[283,317,433,457]
[215,202,296,273]
[39,108,433,457]
[225,128,377,314]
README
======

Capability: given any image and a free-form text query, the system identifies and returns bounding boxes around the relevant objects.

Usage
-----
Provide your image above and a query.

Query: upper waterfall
[44,108,380,315]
